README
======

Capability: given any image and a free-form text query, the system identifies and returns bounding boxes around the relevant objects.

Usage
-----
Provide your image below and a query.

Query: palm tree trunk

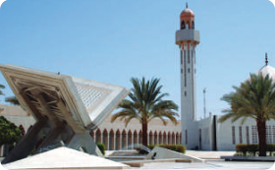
[142,123,148,147]
[257,120,266,156]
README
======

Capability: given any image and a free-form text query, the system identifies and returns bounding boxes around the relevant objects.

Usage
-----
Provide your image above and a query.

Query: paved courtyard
[133,161,274,170]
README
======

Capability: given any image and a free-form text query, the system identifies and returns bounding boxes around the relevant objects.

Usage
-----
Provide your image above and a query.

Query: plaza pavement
[132,161,274,170]
[129,150,273,170]
[185,150,235,159]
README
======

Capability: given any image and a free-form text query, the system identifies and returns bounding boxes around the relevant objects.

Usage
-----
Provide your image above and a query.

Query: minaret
[175,4,200,148]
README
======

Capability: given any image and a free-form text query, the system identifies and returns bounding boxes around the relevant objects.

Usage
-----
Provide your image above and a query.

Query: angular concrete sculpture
[0,64,129,164]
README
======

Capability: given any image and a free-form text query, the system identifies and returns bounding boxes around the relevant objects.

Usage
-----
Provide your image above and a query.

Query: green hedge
[97,142,106,155]
[148,144,186,154]
[236,144,275,156]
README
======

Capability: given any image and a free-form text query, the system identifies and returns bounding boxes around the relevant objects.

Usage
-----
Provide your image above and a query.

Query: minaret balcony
[175,29,200,45]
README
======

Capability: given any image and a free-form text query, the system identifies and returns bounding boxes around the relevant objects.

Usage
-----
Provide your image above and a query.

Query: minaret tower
[175,4,200,148]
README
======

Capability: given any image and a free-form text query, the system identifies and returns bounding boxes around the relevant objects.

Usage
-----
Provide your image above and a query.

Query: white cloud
[0,0,5,5]
[0,165,7,170]
[268,165,275,170]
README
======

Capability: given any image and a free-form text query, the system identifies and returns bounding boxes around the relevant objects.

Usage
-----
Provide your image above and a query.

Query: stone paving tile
[133,162,274,170]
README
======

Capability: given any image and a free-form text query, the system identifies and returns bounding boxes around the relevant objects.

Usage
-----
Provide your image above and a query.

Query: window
[184,91,187,96]
[252,126,258,144]
[239,126,242,143]
[232,126,235,144]
[246,126,250,144]
[266,126,272,144]
[192,21,195,29]
[184,50,187,87]
[185,130,188,144]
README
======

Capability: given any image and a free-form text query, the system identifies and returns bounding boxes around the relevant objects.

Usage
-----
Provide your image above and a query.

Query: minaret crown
[180,6,195,30]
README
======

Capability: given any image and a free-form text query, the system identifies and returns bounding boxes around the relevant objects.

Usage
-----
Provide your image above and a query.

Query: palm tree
[111,77,179,147]
[219,73,275,156]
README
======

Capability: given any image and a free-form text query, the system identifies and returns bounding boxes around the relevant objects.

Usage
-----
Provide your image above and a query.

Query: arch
[103,129,108,150]
[172,132,175,144]
[90,130,95,142]
[109,129,114,150]
[168,132,171,144]
[128,130,132,147]
[159,131,162,144]
[115,129,121,150]
[163,131,167,144]
[122,129,127,149]
[149,131,153,145]
[176,132,180,144]
[96,128,101,144]
[186,21,190,29]
[139,130,143,144]
[133,130,138,144]
[192,21,195,29]
[181,20,185,29]
[154,131,158,145]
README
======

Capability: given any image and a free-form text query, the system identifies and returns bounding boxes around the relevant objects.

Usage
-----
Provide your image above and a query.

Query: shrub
[236,144,247,156]
[97,142,105,155]
[147,144,155,150]
[236,144,275,156]
[149,144,186,154]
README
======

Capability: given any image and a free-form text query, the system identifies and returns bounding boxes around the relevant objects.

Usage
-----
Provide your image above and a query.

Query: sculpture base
[2,147,130,170]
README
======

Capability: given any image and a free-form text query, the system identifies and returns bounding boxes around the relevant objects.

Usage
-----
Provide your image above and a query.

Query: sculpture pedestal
[3,147,130,170]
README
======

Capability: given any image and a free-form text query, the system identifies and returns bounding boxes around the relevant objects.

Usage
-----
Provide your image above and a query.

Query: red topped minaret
[176,4,200,149]
[180,3,195,30]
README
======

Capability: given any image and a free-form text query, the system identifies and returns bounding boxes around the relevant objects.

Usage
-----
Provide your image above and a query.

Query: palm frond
[219,73,275,124]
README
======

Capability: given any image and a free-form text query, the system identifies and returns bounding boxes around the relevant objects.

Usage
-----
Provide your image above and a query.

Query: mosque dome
[180,8,195,17]
[255,65,275,82]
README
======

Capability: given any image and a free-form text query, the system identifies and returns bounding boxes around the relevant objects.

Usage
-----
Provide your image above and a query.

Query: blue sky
[0,0,274,120]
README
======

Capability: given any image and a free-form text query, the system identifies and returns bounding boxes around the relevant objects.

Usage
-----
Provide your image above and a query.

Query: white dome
[255,65,275,83]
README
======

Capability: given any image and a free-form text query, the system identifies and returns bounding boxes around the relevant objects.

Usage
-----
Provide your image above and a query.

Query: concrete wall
[197,116,213,150]
[216,116,275,151]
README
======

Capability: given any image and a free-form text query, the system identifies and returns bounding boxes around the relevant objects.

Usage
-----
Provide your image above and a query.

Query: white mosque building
[176,4,275,151]
[1,5,275,156]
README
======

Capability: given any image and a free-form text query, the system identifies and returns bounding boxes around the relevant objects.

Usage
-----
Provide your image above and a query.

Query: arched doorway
[134,130,138,144]
[122,130,127,149]
[163,132,167,144]
[96,129,101,144]
[176,132,180,144]
[168,132,171,144]
[149,131,153,145]
[115,129,121,150]
[103,129,108,150]
[172,132,175,144]
[159,131,162,144]
[128,130,132,147]
[154,131,158,144]
[109,129,114,150]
